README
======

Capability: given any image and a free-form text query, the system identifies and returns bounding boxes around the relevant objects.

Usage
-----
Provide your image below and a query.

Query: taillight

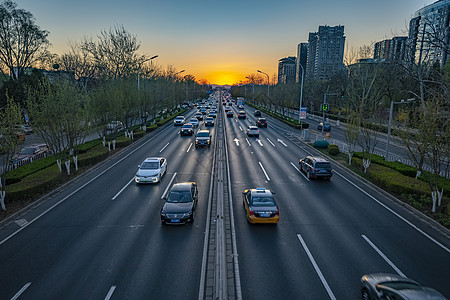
[249,209,255,216]
[275,211,279,216]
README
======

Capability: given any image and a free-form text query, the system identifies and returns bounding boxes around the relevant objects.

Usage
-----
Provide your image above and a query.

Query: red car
[12,143,52,167]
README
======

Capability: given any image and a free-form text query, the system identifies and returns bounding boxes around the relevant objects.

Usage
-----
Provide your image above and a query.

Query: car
[200,108,207,115]
[135,157,167,184]
[208,111,216,118]
[106,121,124,132]
[227,111,234,117]
[180,123,194,136]
[205,117,214,126]
[189,118,199,127]
[246,126,260,137]
[238,111,246,119]
[299,156,332,180]
[161,182,198,224]
[360,273,447,300]
[195,112,203,120]
[173,116,185,126]
[12,143,52,167]
[317,122,331,131]
[256,118,267,127]
[238,104,244,109]
[195,130,211,147]
[21,124,33,134]
[225,106,231,112]
[254,110,261,117]
[242,188,279,224]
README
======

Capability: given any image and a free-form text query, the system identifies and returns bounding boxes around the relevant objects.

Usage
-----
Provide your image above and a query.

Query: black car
[161,182,198,224]
[256,118,267,127]
[254,110,261,117]
[195,130,211,148]
[205,117,214,126]
[180,123,194,136]
[299,156,332,180]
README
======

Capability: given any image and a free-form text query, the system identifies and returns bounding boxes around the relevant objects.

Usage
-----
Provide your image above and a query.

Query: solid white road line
[187,143,193,152]
[10,282,32,300]
[290,162,310,181]
[259,162,270,181]
[256,139,263,147]
[297,234,336,300]
[362,235,406,277]
[159,142,170,153]
[112,177,135,200]
[104,285,116,300]
[160,172,177,200]
[266,138,275,147]
[239,126,243,131]
[334,170,450,254]
[245,138,251,147]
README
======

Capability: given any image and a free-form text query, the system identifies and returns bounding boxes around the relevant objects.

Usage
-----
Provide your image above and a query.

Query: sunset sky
[14,0,436,85]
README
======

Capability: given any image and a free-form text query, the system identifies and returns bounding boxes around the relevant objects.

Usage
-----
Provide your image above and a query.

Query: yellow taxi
[242,188,279,224]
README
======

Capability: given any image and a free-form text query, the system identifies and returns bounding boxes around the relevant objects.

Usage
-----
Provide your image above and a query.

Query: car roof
[198,129,210,133]
[307,156,330,163]
[171,182,196,191]
[249,187,273,197]
[248,126,258,129]
[143,157,164,162]
[175,115,185,118]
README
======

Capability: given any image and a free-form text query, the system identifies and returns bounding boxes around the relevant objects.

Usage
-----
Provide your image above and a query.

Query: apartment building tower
[374,37,408,61]
[296,43,308,83]
[278,56,297,84]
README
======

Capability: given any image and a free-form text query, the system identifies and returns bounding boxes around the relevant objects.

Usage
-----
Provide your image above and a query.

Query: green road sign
[322,104,328,111]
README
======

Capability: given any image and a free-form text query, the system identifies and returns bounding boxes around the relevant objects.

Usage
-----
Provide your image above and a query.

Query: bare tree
[0,0,50,80]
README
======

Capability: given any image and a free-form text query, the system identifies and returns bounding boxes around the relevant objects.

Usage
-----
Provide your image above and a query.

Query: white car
[135,157,167,184]
[173,116,185,126]
[189,118,199,127]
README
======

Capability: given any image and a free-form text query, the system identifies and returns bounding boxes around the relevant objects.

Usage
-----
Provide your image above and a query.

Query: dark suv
[195,130,211,148]
[161,182,198,224]
[299,156,332,180]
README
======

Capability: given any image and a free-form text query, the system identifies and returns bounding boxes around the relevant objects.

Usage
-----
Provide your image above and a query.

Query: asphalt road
[0,101,449,299]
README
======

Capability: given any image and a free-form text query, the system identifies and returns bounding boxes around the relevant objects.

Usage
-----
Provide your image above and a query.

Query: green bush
[313,140,329,149]
[145,124,157,132]
[6,156,56,185]
[77,144,109,167]
[77,139,102,154]
[328,144,340,156]
[353,152,417,177]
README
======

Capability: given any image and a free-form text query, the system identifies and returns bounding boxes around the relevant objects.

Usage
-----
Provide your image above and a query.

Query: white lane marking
[256,139,263,147]
[239,126,243,131]
[112,177,135,200]
[259,162,270,181]
[277,139,287,147]
[10,282,32,300]
[159,142,170,152]
[104,285,116,300]
[266,138,275,147]
[160,172,177,200]
[187,143,193,152]
[290,162,310,181]
[15,219,28,227]
[297,234,336,300]
[0,125,173,246]
[234,138,240,146]
[245,138,251,147]
[362,235,406,277]
[335,170,450,254]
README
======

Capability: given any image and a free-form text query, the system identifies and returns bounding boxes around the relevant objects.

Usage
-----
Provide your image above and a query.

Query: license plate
[171,219,180,223]
[260,213,270,217]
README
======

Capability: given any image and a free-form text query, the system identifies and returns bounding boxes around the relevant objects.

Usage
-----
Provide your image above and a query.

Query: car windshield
[20,148,36,155]
[197,132,209,137]
[140,161,159,169]
[167,191,192,203]
[259,118,266,122]
[315,162,331,169]
[175,117,184,120]
[251,196,275,207]
[381,281,422,291]
[190,119,197,123]
[183,124,193,128]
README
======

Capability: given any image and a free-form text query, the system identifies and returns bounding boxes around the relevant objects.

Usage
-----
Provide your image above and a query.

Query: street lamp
[138,55,158,90]
[257,70,270,98]
[385,98,415,160]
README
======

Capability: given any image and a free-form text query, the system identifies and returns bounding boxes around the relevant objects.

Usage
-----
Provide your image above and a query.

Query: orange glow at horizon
[202,70,248,86]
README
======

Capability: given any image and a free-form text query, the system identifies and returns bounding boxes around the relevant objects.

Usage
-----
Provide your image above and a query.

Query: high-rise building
[296,43,308,83]
[278,57,297,84]
[374,37,408,61]
[408,0,450,67]
[306,25,346,80]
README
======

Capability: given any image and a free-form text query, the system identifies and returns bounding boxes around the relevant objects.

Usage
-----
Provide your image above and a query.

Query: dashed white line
[239,126,243,131]
[362,235,406,277]
[245,138,251,147]
[259,162,270,181]
[159,142,170,152]
[290,162,310,181]
[15,219,28,227]
[266,138,275,147]
[187,143,193,152]
[297,234,336,300]
[112,177,135,200]
[104,285,116,300]
[10,282,31,300]
[334,170,450,253]
[161,172,177,200]
[256,139,263,147]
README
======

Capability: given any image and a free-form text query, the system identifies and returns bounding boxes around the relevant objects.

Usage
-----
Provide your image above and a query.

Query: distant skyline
[14,0,437,85]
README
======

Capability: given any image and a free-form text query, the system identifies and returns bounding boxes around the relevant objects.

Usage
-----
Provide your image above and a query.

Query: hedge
[77,144,109,167]
[353,152,417,178]
[313,140,329,149]
[6,156,56,185]
[328,144,340,156]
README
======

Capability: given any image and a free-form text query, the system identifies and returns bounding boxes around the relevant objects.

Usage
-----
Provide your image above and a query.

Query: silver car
[135,157,167,184]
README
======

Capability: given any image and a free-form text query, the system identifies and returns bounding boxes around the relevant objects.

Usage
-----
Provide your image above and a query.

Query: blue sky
[14,0,436,84]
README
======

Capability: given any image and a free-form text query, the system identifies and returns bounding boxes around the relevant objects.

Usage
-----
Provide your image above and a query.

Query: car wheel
[361,289,371,300]
[307,170,311,179]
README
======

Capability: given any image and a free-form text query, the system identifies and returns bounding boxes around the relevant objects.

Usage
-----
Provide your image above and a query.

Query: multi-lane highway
[0,96,449,299]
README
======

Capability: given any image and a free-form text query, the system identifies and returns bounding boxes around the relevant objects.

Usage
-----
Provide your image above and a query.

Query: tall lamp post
[385,98,415,160]
[138,55,158,90]
[257,70,270,98]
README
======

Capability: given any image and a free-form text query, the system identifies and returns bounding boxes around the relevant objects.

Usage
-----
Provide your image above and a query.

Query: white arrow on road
[256,139,263,147]
[234,138,240,146]
[277,139,287,147]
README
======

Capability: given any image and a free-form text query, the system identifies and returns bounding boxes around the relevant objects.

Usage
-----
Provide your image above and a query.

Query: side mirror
[137,165,140,168]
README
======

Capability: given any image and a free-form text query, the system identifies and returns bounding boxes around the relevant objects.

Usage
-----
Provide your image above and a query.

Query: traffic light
[340,91,345,99]
[322,104,328,111]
